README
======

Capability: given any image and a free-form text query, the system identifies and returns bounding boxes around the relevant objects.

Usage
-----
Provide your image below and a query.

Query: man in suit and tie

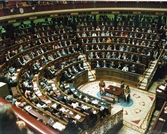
[24,70,33,80]
[62,71,72,83]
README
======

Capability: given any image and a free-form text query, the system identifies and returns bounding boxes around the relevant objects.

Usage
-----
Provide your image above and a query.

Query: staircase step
[147,69,153,73]
[89,79,95,81]
[88,76,94,79]
[145,75,150,78]
[139,85,146,90]
[140,83,147,86]
[142,78,148,83]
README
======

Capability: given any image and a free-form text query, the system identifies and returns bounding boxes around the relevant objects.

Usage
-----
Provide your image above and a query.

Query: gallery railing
[82,109,123,134]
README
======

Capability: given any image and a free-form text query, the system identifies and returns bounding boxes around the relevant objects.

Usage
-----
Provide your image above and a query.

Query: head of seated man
[0,103,31,134]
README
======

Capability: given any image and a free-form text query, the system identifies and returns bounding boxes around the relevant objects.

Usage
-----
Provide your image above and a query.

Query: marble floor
[78,75,167,134]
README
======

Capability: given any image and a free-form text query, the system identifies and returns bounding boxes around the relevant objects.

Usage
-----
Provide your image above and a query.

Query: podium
[0,82,9,97]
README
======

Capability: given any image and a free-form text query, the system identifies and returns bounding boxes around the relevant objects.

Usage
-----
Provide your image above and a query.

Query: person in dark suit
[109,61,115,69]
[68,68,74,76]
[78,63,84,71]
[62,71,72,83]
[17,57,24,68]
[124,85,131,103]
[120,80,125,89]
[24,70,33,80]
[72,65,78,74]
[9,66,16,75]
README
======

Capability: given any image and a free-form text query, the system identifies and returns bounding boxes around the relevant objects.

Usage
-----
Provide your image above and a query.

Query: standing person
[99,80,106,95]
[120,80,125,89]
[124,85,131,103]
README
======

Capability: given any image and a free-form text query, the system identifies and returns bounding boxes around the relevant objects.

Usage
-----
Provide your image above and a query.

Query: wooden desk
[24,105,66,132]
[0,97,59,134]
[105,85,124,102]
[95,68,140,88]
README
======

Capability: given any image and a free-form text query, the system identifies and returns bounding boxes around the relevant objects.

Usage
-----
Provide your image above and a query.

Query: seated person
[102,60,107,68]
[122,64,129,72]
[130,64,137,73]
[78,63,84,71]
[15,96,27,108]
[96,60,101,68]
[88,52,94,60]
[32,60,41,73]
[117,62,122,70]
[40,78,53,92]
[72,65,78,74]
[5,95,16,104]
[22,79,33,92]
[68,68,74,76]
[9,66,16,75]
[34,98,48,110]
[109,61,115,68]
[0,103,32,134]
[61,71,72,83]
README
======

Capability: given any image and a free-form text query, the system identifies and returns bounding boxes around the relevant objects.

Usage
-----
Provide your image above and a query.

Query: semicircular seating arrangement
[0,1,167,134]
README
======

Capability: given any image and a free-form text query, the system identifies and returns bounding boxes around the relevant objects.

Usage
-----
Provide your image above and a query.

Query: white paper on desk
[159,85,165,90]
[34,87,39,91]
[33,83,38,88]
[71,88,75,91]
[69,111,73,115]
[25,105,32,111]
[60,107,65,112]
[12,76,16,80]
[92,100,98,104]
[45,100,51,104]
[36,90,42,96]
[159,118,166,122]
[157,89,162,93]
[74,115,81,120]
[52,103,57,108]
[65,85,69,88]
[52,122,65,131]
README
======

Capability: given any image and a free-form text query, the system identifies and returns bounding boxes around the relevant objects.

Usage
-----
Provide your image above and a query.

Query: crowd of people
[0,12,167,133]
